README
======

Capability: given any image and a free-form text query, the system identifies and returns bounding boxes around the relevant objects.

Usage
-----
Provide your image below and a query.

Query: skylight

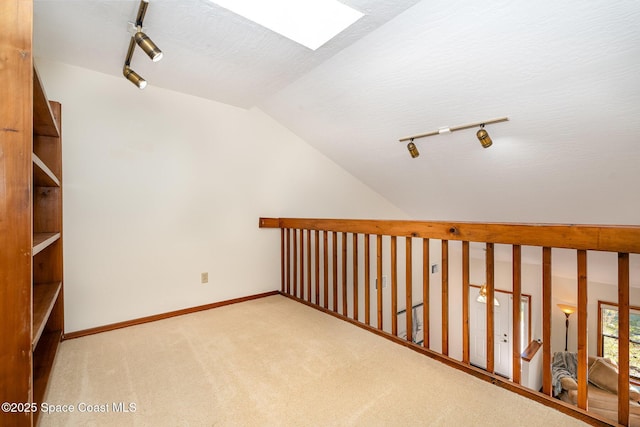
[210,0,364,50]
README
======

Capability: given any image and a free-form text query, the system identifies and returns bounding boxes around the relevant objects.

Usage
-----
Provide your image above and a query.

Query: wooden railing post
[300,229,304,300]
[342,232,348,316]
[365,234,370,326]
[512,245,522,384]
[486,242,494,373]
[286,228,291,295]
[577,250,588,410]
[333,231,338,312]
[542,247,552,396]
[423,238,430,349]
[353,233,359,321]
[377,235,383,330]
[391,236,398,336]
[462,241,470,364]
[323,231,329,309]
[293,229,298,298]
[406,237,413,343]
[307,230,311,303]
[280,228,285,293]
[315,230,320,305]
[618,252,630,426]
[442,240,449,356]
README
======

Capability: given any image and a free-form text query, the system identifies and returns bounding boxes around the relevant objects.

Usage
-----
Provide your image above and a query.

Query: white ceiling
[34,1,640,243]
[34,0,421,108]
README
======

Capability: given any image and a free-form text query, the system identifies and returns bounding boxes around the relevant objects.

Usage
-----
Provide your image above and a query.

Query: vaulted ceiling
[34,0,640,225]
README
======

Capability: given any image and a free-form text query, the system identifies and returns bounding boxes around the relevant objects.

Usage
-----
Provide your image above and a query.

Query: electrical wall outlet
[431,264,439,274]
[201,272,208,284]
[375,275,388,290]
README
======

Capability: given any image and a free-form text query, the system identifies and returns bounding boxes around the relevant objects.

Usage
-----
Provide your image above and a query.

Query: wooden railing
[259,218,640,426]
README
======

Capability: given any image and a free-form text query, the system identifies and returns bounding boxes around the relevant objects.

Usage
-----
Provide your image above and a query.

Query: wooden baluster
[486,242,494,372]
[333,231,338,312]
[391,236,398,336]
[462,241,470,364]
[293,229,298,298]
[406,237,413,343]
[512,245,522,384]
[300,229,304,300]
[323,231,329,309]
[315,230,320,305]
[442,240,449,355]
[365,234,370,326]
[342,232,348,316]
[281,228,285,293]
[377,235,383,330]
[577,249,588,410]
[619,252,630,426]
[286,228,291,295]
[423,238,430,349]
[353,233,359,322]
[542,247,552,395]
[307,230,311,302]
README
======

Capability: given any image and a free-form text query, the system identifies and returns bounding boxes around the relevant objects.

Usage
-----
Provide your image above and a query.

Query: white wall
[36,59,407,333]
[553,276,640,356]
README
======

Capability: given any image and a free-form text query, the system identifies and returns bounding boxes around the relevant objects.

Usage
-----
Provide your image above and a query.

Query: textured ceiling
[34,0,640,282]
[261,0,640,225]
[34,0,420,108]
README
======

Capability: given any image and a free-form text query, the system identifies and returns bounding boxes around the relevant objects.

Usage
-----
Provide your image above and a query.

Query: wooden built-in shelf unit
[0,26,64,421]
[31,66,64,423]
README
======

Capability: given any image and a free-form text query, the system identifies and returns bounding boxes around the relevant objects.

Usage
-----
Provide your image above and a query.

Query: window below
[598,301,640,381]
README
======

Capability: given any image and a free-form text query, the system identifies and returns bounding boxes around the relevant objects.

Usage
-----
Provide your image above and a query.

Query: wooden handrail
[521,340,542,362]
[263,217,637,426]
[259,218,640,253]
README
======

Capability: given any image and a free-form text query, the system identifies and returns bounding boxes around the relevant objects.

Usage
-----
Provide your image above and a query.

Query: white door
[469,292,513,378]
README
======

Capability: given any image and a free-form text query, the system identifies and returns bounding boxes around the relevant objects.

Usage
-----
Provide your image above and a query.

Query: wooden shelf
[33,329,62,418]
[32,282,62,350]
[33,66,60,138]
[33,232,60,256]
[33,153,60,187]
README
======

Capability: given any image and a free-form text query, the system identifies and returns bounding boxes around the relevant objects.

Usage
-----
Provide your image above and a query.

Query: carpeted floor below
[40,295,586,426]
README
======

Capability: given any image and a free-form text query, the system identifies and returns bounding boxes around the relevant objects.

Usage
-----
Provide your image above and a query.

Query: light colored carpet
[41,295,586,426]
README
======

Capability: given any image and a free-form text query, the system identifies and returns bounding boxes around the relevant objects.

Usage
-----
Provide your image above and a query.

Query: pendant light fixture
[476,283,500,306]
[399,117,508,158]
[122,0,163,89]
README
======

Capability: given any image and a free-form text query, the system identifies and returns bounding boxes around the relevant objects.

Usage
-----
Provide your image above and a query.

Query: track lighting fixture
[122,0,163,88]
[399,117,508,158]
[407,139,419,158]
[476,124,492,148]
[134,31,163,62]
[123,66,147,89]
